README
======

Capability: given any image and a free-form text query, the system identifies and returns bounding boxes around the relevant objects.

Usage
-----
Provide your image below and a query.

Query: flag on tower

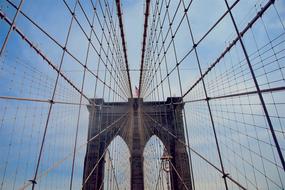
[135,86,139,97]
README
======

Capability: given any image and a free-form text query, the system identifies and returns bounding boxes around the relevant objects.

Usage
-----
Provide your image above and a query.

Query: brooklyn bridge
[0,0,284,189]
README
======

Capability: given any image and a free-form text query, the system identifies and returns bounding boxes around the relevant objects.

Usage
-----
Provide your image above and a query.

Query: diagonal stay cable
[97,0,131,88]
[0,10,93,103]
[138,0,151,98]
[4,0,128,100]
[98,0,130,94]
[81,117,127,189]
[142,110,189,190]
[143,113,190,190]
[181,0,275,99]
[0,0,25,56]
[115,0,133,98]
[106,149,120,190]
[142,111,247,190]
[169,161,190,190]
[17,112,128,190]
[143,0,240,98]
[62,0,129,99]
[145,0,273,99]
[87,0,130,94]
[223,0,285,171]
[77,0,130,96]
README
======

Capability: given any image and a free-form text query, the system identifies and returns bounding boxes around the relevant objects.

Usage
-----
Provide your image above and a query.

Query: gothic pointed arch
[83,98,192,190]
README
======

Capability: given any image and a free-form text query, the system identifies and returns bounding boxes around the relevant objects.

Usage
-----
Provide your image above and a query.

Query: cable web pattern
[0,0,285,189]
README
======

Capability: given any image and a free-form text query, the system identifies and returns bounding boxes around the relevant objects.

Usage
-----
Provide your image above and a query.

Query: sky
[0,0,285,190]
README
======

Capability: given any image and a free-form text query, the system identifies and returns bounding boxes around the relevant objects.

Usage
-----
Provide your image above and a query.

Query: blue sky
[0,0,285,190]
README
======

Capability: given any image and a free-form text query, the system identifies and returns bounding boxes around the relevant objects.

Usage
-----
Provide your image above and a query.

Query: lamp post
[161,149,172,190]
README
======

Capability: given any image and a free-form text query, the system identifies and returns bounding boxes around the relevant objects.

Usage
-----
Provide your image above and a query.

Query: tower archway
[103,136,130,190]
[83,98,192,190]
[143,135,171,190]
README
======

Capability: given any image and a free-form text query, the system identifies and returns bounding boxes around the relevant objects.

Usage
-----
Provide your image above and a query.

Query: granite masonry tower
[82,97,192,190]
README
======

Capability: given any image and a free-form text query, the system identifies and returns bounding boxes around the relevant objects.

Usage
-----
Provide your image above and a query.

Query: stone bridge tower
[82,97,192,190]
